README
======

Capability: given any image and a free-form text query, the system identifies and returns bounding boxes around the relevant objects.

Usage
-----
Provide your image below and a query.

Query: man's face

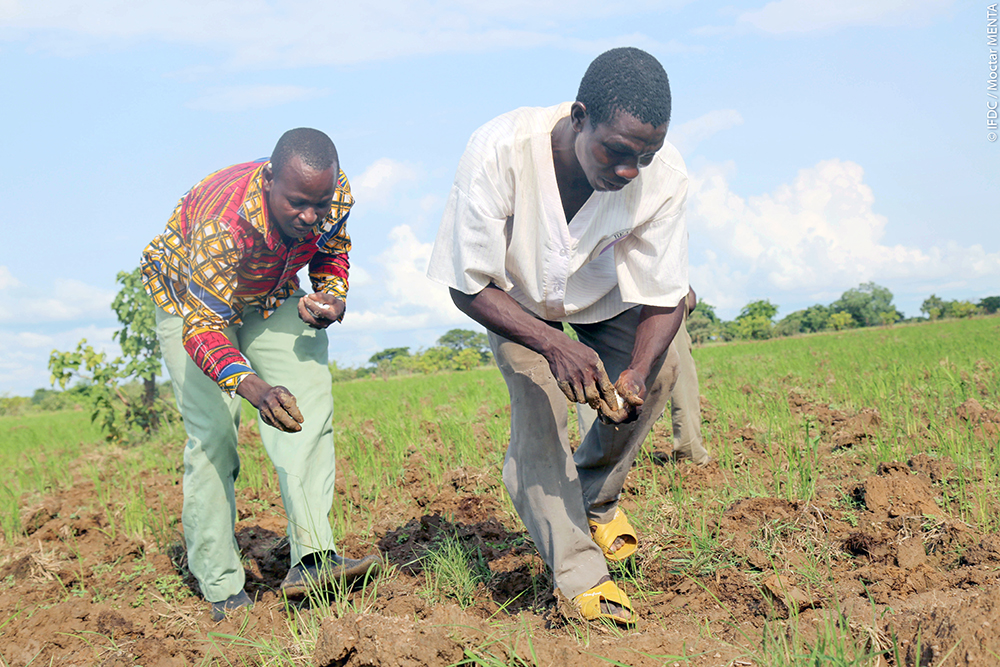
[572,104,667,192]
[263,155,338,242]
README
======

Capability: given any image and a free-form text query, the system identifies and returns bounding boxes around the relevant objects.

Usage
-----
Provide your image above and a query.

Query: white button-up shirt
[428,103,689,324]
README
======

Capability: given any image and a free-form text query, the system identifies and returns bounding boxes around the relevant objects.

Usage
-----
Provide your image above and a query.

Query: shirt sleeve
[614,172,690,309]
[427,121,515,295]
[309,171,354,300]
[180,217,256,396]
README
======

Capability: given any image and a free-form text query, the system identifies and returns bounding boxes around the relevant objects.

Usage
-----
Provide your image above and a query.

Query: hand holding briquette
[596,371,645,425]
[298,292,345,329]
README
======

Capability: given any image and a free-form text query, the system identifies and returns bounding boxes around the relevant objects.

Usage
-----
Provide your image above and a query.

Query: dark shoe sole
[280,554,382,597]
[210,590,253,622]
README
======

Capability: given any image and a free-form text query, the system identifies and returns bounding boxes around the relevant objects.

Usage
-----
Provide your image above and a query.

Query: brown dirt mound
[852,461,941,519]
[956,398,1000,436]
[884,586,1000,666]
[5,382,1000,666]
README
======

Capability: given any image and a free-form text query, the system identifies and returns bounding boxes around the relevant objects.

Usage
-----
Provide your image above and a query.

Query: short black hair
[271,128,338,177]
[576,47,672,128]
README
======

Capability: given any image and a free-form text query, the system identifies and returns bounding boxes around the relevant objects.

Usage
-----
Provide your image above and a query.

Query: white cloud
[0,266,21,290]
[0,276,115,324]
[351,158,420,205]
[0,325,119,396]
[186,85,328,112]
[340,224,464,333]
[687,158,1000,317]
[0,0,695,67]
[669,109,743,156]
[736,0,954,34]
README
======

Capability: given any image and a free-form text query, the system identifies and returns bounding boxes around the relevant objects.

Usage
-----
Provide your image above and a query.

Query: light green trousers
[156,292,337,603]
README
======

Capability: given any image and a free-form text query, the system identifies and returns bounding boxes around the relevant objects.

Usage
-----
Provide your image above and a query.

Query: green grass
[692,317,1000,528]
[420,531,492,608]
[329,368,509,534]
[0,411,104,540]
[1,317,998,665]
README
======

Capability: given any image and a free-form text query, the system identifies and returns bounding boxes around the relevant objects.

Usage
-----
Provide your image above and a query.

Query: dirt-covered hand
[258,386,304,432]
[546,338,620,410]
[597,368,646,425]
[298,293,345,329]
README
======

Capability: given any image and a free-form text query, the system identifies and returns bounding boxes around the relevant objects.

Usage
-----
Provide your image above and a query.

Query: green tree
[949,301,979,318]
[686,307,718,344]
[437,329,491,362]
[776,304,832,336]
[328,360,359,383]
[368,347,411,380]
[694,301,718,323]
[978,296,1000,314]
[738,299,778,323]
[921,294,945,320]
[832,282,899,328]
[775,310,806,337]
[728,299,777,340]
[452,348,481,371]
[801,304,832,332]
[414,346,454,373]
[829,312,855,331]
[368,347,410,366]
[878,310,900,326]
[111,268,162,408]
[48,268,174,442]
[734,314,774,340]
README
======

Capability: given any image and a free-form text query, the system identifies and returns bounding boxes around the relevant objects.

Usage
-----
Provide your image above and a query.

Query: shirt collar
[241,162,351,251]
[239,162,285,251]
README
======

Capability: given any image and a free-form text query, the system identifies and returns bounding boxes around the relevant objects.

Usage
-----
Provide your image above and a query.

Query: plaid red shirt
[141,159,353,395]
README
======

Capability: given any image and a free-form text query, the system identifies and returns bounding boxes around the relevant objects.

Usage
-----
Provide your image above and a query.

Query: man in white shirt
[428,47,688,624]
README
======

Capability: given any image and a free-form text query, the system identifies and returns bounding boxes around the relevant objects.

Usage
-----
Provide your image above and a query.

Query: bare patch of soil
[3,387,1000,667]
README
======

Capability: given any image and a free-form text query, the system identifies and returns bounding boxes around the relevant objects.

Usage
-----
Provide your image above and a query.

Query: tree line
[686,281,1000,344]
[329,329,493,382]
[2,275,996,430]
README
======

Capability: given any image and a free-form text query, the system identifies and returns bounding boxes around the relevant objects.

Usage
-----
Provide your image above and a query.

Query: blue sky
[1,0,997,397]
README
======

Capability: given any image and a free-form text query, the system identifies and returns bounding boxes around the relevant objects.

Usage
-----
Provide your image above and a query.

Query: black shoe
[209,589,253,622]
[279,551,382,596]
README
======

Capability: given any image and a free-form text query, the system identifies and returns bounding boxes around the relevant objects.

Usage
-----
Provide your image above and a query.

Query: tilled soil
[2,395,1000,666]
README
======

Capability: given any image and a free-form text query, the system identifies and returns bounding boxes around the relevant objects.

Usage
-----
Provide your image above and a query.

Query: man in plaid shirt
[142,128,379,621]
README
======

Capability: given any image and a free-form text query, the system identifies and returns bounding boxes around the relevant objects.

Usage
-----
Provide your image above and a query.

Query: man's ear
[569,102,589,133]
[262,162,274,194]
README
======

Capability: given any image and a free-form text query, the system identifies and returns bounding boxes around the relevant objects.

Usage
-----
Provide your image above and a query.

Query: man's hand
[448,285,627,423]
[299,293,345,329]
[601,368,646,424]
[237,375,305,433]
[545,337,628,422]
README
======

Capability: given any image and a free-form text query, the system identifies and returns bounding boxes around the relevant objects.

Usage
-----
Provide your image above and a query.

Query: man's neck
[550,116,594,223]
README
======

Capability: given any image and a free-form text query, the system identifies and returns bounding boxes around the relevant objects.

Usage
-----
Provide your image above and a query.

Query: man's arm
[182,219,304,433]
[450,285,626,420]
[614,304,684,412]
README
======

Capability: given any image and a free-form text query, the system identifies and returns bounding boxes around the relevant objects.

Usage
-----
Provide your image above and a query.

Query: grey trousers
[489,306,679,599]
[578,318,709,464]
[156,292,338,603]
[669,321,709,464]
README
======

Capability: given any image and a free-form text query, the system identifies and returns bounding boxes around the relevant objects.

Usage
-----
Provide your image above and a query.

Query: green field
[1,316,998,666]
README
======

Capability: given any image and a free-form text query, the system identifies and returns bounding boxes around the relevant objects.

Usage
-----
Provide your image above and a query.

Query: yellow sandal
[572,580,638,625]
[589,508,637,561]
